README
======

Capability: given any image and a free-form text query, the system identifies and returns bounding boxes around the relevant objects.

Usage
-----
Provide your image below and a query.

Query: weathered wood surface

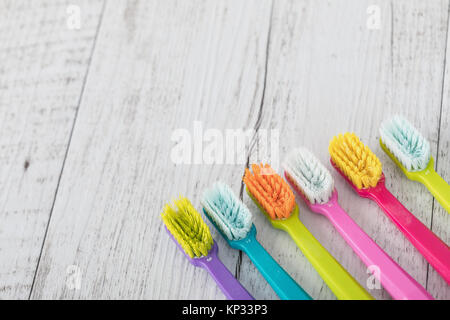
[429,2,450,298]
[0,0,448,300]
[245,0,450,300]
[30,0,275,299]
[0,0,104,299]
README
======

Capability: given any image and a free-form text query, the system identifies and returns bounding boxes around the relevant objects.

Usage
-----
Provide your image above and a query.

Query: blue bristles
[380,116,431,172]
[201,183,252,241]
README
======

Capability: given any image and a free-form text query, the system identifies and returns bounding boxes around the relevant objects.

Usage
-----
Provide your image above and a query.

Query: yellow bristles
[161,197,213,258]
[329,133,382,189]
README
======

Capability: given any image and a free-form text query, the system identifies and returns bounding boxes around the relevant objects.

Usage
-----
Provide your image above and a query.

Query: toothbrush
[201,182,312,300]
[380,116,450,214]
[243,164,373,300]
[161,197,254,300]
[283,147,433,300]
[329,133,450,284]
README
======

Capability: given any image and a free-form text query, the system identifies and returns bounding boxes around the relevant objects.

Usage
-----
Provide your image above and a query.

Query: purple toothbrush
[162,197,253,300]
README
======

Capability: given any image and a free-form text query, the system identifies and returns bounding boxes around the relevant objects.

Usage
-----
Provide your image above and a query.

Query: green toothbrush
[380,116,450,214]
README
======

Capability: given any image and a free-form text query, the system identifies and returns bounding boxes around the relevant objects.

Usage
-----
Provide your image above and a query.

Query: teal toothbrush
[201,182,312,300]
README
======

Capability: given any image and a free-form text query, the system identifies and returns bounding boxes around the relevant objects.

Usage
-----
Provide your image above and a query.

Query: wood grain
[1,0,448,300]
[0,0,104,299]
[428,1,450,298]
[243,0,450,300]
[30,0,274,299]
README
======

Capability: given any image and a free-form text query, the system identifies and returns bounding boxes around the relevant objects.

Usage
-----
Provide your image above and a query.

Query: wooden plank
[30,0,274,299]
[428,2,450,299]
[244,0,449,300]
[0,0,104,299]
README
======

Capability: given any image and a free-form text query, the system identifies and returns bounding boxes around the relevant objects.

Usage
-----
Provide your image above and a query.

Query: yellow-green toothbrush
[380,116,450,214]
[243,163,373,300]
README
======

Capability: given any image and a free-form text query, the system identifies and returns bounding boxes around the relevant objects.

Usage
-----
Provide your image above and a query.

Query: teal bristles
[380,116,431,172]
[201,183,252,241]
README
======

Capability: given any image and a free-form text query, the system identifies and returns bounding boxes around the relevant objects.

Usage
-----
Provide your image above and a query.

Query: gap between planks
[27,0,108,300]
[235,0,275,282]
[427,0,450,292]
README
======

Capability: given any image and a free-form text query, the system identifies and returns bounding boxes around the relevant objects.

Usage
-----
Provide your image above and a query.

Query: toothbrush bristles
[283,148,334,204]
[243,163,296,220]
[201,183,252,241]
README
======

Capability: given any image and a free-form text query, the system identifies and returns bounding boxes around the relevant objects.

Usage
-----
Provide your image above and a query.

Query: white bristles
[380,116,431,172]
[283,147,334,204]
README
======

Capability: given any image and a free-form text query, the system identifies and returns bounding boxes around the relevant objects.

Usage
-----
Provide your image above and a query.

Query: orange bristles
[243,163,296,220]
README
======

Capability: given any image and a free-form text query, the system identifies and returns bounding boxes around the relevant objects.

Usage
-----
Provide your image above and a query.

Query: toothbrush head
[329,133,382,190]
[283,147,334,205]
[379,116,431,172]
[201,182,252,241]
[243,163,296,220]
[161,197,213,258]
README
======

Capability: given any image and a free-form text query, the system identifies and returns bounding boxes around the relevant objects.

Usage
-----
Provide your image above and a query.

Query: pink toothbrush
[329,133,450,285]
[284,147,434,299]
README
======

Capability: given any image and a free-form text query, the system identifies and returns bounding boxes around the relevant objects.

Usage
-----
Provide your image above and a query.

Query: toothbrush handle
[369,185,450,284]
[198,252,254,300]
[237,236,312,300]
[418,169,450,214]
[280,217,373,300]
[321,201,432,300]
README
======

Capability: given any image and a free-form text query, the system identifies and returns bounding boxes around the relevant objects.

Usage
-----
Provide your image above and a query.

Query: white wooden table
[0,0,449,300]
